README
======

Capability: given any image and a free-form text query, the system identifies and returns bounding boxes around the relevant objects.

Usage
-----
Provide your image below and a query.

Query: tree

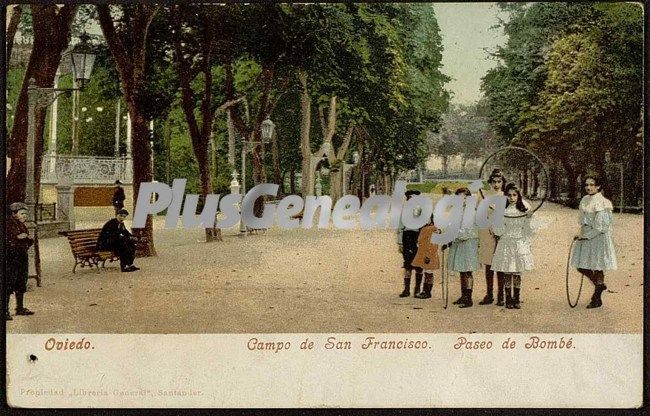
[481,2,642,205]
[6,5,23,63]
[427,110,460,177]
[97,4,160,255]
[166,5,238,242]
[7,5,78,204]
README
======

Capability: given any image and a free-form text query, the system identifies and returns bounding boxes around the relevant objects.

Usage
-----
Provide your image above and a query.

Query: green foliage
[9,4,449,196]
[406,181,483,194]
[481,2,642,203]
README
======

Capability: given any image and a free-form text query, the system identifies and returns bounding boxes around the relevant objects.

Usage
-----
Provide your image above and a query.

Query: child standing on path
[447,188,480,308]
[478,169,507,306]
[5,202,35,320]
[491,183,535,309]
[571,175,617,308]
[411,216,441,299]
[397,190,424,297]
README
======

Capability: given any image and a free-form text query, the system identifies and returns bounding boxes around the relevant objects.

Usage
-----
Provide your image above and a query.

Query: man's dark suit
[97,218,136,270]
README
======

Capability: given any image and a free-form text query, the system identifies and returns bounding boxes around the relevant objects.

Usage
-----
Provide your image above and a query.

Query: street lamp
[261,117,275,142]
[62,34,96,154]
[25,36,96,285]
[62,34,96,90]
[239,116,275,233]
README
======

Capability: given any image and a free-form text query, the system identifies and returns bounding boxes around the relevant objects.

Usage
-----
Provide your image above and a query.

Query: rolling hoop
[441,250,449,309]
[565,239,585,308]
[478,146,550,218]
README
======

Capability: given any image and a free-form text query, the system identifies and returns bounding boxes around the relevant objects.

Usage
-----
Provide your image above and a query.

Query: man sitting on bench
[97,209,140,272]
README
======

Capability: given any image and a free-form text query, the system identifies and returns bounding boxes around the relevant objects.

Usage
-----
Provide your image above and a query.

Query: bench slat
[61,228,132,273]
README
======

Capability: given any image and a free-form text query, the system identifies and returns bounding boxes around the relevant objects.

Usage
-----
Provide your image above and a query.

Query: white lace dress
[491,203,535,274]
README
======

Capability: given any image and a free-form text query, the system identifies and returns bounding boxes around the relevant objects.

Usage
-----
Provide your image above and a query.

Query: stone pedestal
[230,170,240,195]
[56,180,75,230]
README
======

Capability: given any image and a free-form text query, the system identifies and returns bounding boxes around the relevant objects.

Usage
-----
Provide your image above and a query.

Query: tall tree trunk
[328,125,354,204]
[7,5,78,204]
[172,11,222,243]
[128,107,157,255]
[522,169,529,196]
[271,129,282,195]
[165,115,171,183]
[441,156,449,177]
[6,5,22,64]
[299,70,313,197]
[226,109,236,167]
[97,4,160,255]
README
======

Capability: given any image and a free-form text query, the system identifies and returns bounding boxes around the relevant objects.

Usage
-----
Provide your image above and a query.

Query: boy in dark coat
[97,209,140,272]
[397,190,424,297]
[6,202,35,320]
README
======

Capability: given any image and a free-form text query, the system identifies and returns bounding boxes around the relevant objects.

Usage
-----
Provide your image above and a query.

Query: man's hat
[115,180,123,185]
[9,202,27,212]
[405,190,421,198]
[116,208,129,216]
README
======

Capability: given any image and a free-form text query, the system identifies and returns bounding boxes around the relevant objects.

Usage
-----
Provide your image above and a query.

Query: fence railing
[41,155,132,184]
[35,203,56,222]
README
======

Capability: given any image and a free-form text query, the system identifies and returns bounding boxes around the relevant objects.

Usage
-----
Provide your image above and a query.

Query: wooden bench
[59,229,120,273]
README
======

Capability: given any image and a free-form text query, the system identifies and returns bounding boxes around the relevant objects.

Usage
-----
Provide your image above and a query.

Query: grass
[406,181,488,194]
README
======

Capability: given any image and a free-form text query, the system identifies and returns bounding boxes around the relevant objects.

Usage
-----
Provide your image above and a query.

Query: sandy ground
[6,201,643,334]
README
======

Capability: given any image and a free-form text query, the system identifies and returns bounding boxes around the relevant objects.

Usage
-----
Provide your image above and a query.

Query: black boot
[399,278,411,298]
[505,287,514,309]
[453,289,466,305]
[415,283,433,299]
[413,274,423,297]
[496,274,505,306]
[587,284,607,309]
[513,288,521,309]
[459,289,473,308]
[15,293,34,316]
[480,269,494,305]
[479,293,494,305]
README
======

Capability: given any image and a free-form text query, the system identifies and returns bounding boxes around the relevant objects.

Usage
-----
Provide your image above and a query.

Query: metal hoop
[478,146,550,218]
[441,250,449,309]
[565,239,585,308]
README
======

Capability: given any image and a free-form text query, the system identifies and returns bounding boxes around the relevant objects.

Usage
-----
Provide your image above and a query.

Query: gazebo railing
[41,154,132,184]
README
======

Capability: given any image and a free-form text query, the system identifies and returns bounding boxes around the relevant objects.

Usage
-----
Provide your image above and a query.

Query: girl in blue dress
[446,187,480,308]
[571,175,617,308]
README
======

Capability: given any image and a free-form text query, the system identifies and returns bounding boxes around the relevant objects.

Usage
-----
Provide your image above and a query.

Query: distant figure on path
[97,209,140,272]
[112,180,126,213]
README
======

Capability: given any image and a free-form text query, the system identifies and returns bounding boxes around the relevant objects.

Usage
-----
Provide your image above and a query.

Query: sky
[433,2,507,105]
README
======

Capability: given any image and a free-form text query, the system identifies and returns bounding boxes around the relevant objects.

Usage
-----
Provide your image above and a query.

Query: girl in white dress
[571,175,617,308]
[491,183,534,309]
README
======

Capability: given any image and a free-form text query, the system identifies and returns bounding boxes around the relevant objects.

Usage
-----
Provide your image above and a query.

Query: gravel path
[7,202,643,333]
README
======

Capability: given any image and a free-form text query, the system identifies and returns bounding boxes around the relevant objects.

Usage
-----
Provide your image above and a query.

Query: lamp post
[25,35,96,285]
[604,151,624,214]
[239,116,275,233]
